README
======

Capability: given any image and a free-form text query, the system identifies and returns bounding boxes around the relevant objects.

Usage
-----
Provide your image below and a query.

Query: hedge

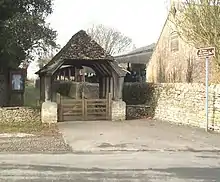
[122,82,155,105]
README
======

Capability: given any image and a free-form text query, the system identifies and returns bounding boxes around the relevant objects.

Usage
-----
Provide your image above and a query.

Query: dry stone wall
[153,83,220,131]
[126,105,151,120]
[0,107,40,123]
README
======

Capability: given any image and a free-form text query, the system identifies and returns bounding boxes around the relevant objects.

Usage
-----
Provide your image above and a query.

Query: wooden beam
[44,76,52,101]
[40,76,45,101]
[59,71,61,80]
[109,77,113,99]
[102,77,106,98]
[99,77,103,99]
[68,67,71,80]
[82,67,85,82]
[63,69,65,80]
[74,67,77,81]
[106,77,110,97]
[112,74,118,100]
[101,62,111,76]
[94,63,106,76]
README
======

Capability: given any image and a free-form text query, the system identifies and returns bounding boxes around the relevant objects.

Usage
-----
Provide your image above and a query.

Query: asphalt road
[0,151,220,182]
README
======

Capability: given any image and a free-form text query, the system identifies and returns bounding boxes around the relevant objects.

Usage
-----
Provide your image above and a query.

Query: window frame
[170,31,179,52]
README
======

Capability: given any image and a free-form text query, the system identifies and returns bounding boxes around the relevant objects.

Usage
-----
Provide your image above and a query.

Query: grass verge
[24,81,40,107]
[0,120,60,136]
[0,81,60,136]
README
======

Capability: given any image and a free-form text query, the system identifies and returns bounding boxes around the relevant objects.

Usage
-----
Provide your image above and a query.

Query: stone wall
[126,105,151,120]
[0,107,41,123]
[153,83,220,131]
[111,100,126,121]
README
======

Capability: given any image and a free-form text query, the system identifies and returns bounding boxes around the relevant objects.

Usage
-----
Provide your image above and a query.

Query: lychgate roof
[36,30,126,77]
[36,30,114,74]
[52,30,114,61]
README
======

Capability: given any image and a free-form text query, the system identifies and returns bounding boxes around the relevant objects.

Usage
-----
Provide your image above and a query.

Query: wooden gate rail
[57,93,112,122]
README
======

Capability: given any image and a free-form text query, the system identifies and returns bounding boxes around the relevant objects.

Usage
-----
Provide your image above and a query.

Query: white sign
[197,47,215,58]
[12,74,23,91]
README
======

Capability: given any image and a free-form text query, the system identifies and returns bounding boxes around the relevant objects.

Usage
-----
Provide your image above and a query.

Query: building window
[170,32,179,52]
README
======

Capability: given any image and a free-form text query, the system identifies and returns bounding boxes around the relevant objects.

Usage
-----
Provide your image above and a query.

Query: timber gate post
[107,93,112,120]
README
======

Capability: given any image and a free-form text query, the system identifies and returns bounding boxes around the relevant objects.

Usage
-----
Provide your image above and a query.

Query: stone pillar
[41,101,58,123]
[111,100,126,121]
[42,75,57,123]
[106,77,110,96]
[45,76,51,101]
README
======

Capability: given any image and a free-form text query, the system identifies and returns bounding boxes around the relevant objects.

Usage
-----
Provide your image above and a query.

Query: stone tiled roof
[114,43,155,64]
[52,30,114,62]
[37,30,114,74]
[128,43,155,54]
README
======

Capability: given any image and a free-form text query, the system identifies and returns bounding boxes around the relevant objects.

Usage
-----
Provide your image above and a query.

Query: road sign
[197,47,215,58]
[196,47,215,132]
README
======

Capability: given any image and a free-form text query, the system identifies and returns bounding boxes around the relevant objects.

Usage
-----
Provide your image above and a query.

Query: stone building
[115,44,155,82]
[146,0,211,83]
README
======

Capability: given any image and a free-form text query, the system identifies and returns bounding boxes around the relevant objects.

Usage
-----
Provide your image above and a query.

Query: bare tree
[87,24,135,55]
[37,56,51,69]
[37,44,60,69]
[169,0,220,67]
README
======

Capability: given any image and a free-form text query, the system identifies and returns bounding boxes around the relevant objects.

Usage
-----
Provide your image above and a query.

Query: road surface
[0,151,220,182]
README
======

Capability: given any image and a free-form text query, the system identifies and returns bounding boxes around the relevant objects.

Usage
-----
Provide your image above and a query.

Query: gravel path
[0,135,72,153]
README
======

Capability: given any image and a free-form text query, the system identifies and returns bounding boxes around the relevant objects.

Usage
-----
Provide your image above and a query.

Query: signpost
[197,47,215,132]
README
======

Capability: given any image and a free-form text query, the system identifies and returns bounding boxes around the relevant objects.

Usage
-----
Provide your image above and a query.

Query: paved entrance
[58,119,220,153]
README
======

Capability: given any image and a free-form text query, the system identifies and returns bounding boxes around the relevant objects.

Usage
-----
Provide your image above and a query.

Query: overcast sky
[28,0,169,79]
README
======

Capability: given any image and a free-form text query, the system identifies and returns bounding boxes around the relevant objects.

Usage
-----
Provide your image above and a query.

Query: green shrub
[122,83,155,105]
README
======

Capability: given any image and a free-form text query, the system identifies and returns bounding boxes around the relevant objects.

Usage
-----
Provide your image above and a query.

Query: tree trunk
[0,70,9,107]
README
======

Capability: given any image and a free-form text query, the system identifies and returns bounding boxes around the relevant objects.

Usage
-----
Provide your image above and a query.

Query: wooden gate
[57,93,112,121]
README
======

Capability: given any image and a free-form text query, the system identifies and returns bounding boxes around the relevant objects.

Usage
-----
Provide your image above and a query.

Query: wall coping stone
[127,105,150,108]
[0,107,40,110]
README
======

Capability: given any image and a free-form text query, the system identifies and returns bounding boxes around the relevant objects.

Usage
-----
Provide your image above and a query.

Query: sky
[27,0,169,79]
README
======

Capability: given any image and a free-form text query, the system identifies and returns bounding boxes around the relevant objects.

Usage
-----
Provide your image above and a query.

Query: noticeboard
[9,69,26,93]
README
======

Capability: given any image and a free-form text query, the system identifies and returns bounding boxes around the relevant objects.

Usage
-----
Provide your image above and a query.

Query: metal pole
[205,57,209,132]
